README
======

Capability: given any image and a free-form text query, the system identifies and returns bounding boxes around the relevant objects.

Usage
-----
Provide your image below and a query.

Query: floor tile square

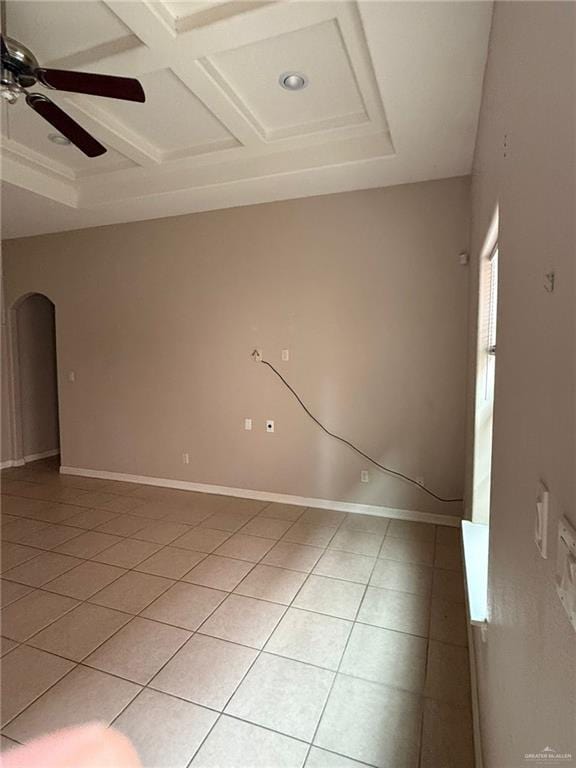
[379,537,434,566]
[434,542,463,571]
[226,653,334,741]
[55,530,122,558]
[315,675,422,767]
[114,689,217,768]
[293,575,365,620]
[432,568,465,603]
[0,579,33,607]
[341,513,390,535]
[306,747,368,768]
[27,603,131,661]
[1,517,49,544]
[133,521,192,545]
[387,520,436,543]
[172,527,231,553]
[240,517,293,539]
[190,715,308,768]
[182,555,254,591]
[258,503,306,522]
[1,645,75,726]
[200,511,255,533]
[300,509,345,527]
[151,634,257,710]
[0,735,17,752]
[199,594,285,649]
[14,524,81,551]
[370,559,432,596]
[424,640,470,705]
[0,589,78,641]
[313,551,375,584]
[90,570,174,614]
[135,546,206,579]
[328,529,384,556]
[234,564,306,604]
[214,533,275,563]
[63,508,119,529]
[358,587,430,637]
[124,501,172,520]
[435,527,461,547]
[1,543,42,572]
[430,597,468,646]
[266,608,352,670]
[263,542,324,573]
[420,699,474,768]
[341,623,427,693]
[2,551,81,586]
[92,538,162,567]
[283,523,337,547]
[45,560,126,599]
[142,582,227,630]
[3,666,140,743]
[86,617,190,684]
[96,514,150,537]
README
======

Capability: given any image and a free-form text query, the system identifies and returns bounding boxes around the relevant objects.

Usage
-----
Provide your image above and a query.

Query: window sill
[462,520,489,625]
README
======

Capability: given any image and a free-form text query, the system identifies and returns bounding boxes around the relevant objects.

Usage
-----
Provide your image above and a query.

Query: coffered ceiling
[0,1,493,239]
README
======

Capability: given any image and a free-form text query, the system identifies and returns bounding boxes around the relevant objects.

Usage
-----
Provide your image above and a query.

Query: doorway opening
[11,293,60,465]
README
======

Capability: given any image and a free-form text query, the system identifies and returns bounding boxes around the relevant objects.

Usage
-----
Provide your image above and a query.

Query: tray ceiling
[0,1,493,238]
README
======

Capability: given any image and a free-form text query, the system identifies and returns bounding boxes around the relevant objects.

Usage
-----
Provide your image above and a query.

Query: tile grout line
[2,473,466,764]
[181,506,352,767]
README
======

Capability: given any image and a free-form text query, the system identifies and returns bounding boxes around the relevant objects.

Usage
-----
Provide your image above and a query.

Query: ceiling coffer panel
[204,19,369,141]
[100,68,238,157]
[5,0,133,65]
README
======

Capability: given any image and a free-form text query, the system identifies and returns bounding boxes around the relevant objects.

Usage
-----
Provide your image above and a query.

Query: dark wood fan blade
[26,93,106,157]
[36,68,145,102]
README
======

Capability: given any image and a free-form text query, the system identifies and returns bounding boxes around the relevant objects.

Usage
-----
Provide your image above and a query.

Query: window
[472,222,499,525]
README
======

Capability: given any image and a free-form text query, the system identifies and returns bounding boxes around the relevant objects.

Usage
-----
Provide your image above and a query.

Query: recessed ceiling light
[48,133,71,146]
[279,72,308,91]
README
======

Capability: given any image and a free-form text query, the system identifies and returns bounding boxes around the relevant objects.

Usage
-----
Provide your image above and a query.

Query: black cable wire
[260,358,463,504]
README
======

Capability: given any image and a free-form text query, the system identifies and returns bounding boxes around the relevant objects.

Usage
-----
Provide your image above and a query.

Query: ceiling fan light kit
[1,26,145,157]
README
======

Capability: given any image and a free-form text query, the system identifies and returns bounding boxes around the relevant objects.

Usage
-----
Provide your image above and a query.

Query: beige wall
[16,294,60,459]
[467,1,576,764]
[2,177,470,516]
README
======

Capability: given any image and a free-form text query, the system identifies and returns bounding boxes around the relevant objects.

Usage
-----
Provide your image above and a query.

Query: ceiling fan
[0,3,145,158]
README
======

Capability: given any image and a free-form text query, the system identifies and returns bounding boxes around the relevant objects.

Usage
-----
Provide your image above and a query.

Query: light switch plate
[535,480,549,558]
[556,516,576,632]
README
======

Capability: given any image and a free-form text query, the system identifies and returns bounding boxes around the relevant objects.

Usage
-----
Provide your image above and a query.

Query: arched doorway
[10,293,60,465]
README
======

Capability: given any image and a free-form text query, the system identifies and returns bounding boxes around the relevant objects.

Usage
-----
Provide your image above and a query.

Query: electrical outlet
[361,470,369,483]
[182,453,190,465]
[244,418,252,431]
[281,349,290,362]
[266,420,275,433]
[68,371,75,383]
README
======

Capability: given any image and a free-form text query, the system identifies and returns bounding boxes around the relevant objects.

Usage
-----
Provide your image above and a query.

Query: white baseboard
[24,449,60,463]
[0,459,25,470]
[60,465,461,527]
[1,449,59,470]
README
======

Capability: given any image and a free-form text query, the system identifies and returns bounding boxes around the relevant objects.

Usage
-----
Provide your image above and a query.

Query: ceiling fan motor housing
[1,36,39,89]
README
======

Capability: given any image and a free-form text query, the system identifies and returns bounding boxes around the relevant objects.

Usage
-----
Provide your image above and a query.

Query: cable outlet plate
[266,420,274,433]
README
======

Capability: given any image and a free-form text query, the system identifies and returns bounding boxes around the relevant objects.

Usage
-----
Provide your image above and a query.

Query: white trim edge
[24,449,60,463]
[59,465,460,527]
[1,449,59,470]
[0,459,25,470]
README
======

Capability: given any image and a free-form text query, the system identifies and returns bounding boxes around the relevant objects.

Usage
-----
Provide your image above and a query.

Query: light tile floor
[0,458,473,768]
